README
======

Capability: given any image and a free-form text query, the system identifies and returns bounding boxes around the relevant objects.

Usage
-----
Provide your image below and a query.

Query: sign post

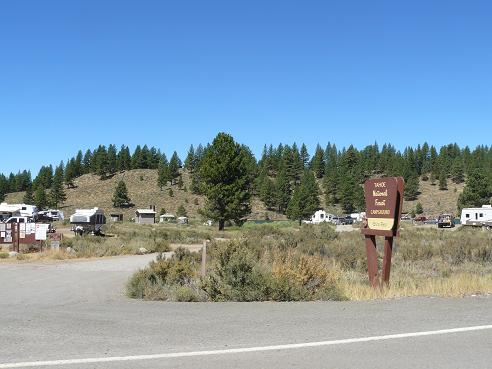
[361,177,404,287]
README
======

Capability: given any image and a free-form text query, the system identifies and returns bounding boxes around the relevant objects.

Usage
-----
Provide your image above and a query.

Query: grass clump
[128,240,346,302]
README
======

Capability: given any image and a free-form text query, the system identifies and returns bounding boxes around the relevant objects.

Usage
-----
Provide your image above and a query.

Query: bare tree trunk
[219,219,225,231]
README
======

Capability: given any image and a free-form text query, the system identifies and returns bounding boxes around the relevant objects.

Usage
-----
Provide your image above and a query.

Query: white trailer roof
[136,209,157,215]
[0,203,21,213]
[73,208,103,216]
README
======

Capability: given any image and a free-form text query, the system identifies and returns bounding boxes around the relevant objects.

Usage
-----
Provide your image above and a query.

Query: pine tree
[451,157,465,184]
[74,150,83,177]
[176,204,187,217]
[168,151,181,185]
[458,169,491,210]
[117,145,132,171]
[131,145,143,169]
[107,144,118,176]
[415,202,424,215]
[157,157,170,190]
[275,168,291,213]
[339,174,358,214]
[177,175,184,190]
[259,175,276,210]
[82,149,92,174]
[311,144,325,178]
[286,185,302,224]
[168,188,174,197]
[64,159,76,188]
[112,180,132,207]
[404,175,419,201]
[184,145,196,172]
[34,187,48,210]
[300,143,310,169]
[50,164,67,207]
[438,171,448,191]
[199,133,253,230]
[23,187,34,205]
[0,175,8,202]
[92,145,108,178]
[323,169,338,206]
[286,170,320,224]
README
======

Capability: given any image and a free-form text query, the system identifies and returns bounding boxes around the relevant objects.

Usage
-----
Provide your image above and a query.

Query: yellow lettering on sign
[370,209,391,215]
[375,199,386,206]
[368,218,395,231]
[373,189,388,197]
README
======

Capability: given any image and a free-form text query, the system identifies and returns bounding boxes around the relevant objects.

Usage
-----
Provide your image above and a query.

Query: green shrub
[0,252,9,259]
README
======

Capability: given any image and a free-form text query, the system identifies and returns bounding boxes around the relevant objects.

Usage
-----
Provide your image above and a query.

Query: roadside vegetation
[126,223,492,302]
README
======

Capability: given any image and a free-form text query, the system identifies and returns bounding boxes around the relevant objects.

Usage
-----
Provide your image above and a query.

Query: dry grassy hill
[5,169,284,222]
[403,179,464,217]
[5,170,464,220]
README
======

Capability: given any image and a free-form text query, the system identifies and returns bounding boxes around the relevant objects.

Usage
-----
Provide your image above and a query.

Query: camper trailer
[305,210,334,224]
[460,205,492,227]
[0,203,38,221]
[70,208,106,235]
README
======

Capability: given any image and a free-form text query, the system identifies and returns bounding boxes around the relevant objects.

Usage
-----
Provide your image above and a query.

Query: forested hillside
[1,139,491,219]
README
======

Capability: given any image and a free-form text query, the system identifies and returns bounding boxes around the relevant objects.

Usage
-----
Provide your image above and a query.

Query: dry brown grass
[403,179,464,217]
[343,273,492,300]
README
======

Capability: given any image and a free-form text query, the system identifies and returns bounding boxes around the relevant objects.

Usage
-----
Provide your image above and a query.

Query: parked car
[5,216,33,224]
[343,216,354,225]
[438,214,455,228]
[413,216,427,223]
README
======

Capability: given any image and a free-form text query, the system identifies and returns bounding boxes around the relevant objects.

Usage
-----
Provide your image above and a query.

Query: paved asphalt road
[0,255,491,368]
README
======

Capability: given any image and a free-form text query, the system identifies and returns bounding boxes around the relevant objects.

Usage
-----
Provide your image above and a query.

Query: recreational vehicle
[305,210,334,224]
[0,203,38,221]
[460,205,492,227]
[70,208,106,235]
[38,209,65,221]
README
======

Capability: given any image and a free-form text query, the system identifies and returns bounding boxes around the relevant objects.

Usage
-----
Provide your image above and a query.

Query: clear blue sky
[1,0,491,175]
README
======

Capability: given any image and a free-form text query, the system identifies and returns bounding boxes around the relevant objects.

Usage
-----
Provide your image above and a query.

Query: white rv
[460,205,492,227]
[70,208,106,235]
[305,210,334,224]
[0,203,38,221]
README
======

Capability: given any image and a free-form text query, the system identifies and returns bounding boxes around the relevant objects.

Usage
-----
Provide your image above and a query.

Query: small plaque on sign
[364,177,399,231]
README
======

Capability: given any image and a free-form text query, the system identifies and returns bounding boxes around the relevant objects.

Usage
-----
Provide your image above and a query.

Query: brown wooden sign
[361,177,404,287]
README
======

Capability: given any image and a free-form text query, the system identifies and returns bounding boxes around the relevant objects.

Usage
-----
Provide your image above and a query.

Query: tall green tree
[404,175,420,201]
[34,187,48,210]
[50,164,67,207]
[259,175,276,210]
[458,169,491,210]
[64,159,76,188]
[199,133,253,230]
[451,157,465,184]
[117,145,132,171]
[286,170,320,224]
[23,186,34,205]
[310,144,325,178]
[438,171,448,191]
[184,145,196,172]
[168,151,181,185]
[275,167,291,213]
[300,143,310,169]
[157,155,170,190]
[106,144,118,175]
[339,174,358,214]
[112,180,132,207]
